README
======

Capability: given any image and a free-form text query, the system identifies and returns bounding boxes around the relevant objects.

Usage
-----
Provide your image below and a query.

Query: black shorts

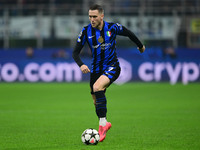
[90,64,121,94]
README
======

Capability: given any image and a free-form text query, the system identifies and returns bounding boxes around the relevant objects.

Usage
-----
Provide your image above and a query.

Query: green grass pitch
[0,82,200,150]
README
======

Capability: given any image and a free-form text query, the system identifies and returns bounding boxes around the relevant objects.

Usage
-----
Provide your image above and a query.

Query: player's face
[89,10,104,29]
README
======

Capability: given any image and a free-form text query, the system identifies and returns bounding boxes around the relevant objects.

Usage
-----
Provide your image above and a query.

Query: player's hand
[80,64,90,74]
[138,45,145,53]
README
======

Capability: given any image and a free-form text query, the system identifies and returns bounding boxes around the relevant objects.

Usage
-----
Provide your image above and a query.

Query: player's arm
[119,26,145,53]
[72,28,90,74]
[73,42,90,74]
[72,42,84,67]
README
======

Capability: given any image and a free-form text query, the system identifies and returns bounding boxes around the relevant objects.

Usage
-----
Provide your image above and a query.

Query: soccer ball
[81,128,100,145]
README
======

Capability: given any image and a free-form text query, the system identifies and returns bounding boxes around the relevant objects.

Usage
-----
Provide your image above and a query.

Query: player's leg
[93,75,111,142]
[93,75,110,92]
[90,64,121,142]
[94,64,121,142]
[93,75,110,120]
[94,64,121,122]
[90,73,107,106]
[91,93,96,106]
[90,73,102,106]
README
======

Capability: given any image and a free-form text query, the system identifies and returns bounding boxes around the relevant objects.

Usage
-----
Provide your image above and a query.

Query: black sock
[94,91,107,118]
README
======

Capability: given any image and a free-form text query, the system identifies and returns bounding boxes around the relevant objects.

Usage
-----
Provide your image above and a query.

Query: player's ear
[101,13,104,19]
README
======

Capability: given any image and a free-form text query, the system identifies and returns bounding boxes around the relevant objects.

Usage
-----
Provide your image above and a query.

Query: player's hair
[89,4,104,14]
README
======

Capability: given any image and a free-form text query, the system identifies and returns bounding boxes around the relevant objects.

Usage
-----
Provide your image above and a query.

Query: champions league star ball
[81,128,100,145]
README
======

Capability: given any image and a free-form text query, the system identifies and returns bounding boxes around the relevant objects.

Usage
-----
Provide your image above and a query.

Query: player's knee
[93,84,102,92]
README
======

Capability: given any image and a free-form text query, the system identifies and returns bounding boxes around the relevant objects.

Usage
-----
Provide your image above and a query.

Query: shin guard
[94,91,107,118]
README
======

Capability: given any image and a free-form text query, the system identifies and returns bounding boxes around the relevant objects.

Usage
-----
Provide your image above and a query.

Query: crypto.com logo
[0,62,82,82]
[138,62,200,84]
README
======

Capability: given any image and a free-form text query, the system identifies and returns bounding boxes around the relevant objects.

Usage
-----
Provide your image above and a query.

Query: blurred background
[0,0,200,84]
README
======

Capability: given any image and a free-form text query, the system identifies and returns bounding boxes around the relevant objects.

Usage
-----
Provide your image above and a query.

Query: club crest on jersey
[98,36,104,43]
[106,31,111,37]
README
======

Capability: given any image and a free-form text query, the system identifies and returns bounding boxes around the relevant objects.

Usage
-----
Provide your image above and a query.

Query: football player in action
[73,4,145,142]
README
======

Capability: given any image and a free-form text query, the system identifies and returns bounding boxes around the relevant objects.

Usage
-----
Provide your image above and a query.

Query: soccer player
[73,4,145,142]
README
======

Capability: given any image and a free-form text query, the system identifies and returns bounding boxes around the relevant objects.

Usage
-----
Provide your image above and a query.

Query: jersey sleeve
[114,23,144,49]
[77,27,87,46]
[113,23,124,35]
[72,27,87,67]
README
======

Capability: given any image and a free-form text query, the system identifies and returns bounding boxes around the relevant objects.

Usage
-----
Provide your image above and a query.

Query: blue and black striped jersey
[73,21,143,73]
